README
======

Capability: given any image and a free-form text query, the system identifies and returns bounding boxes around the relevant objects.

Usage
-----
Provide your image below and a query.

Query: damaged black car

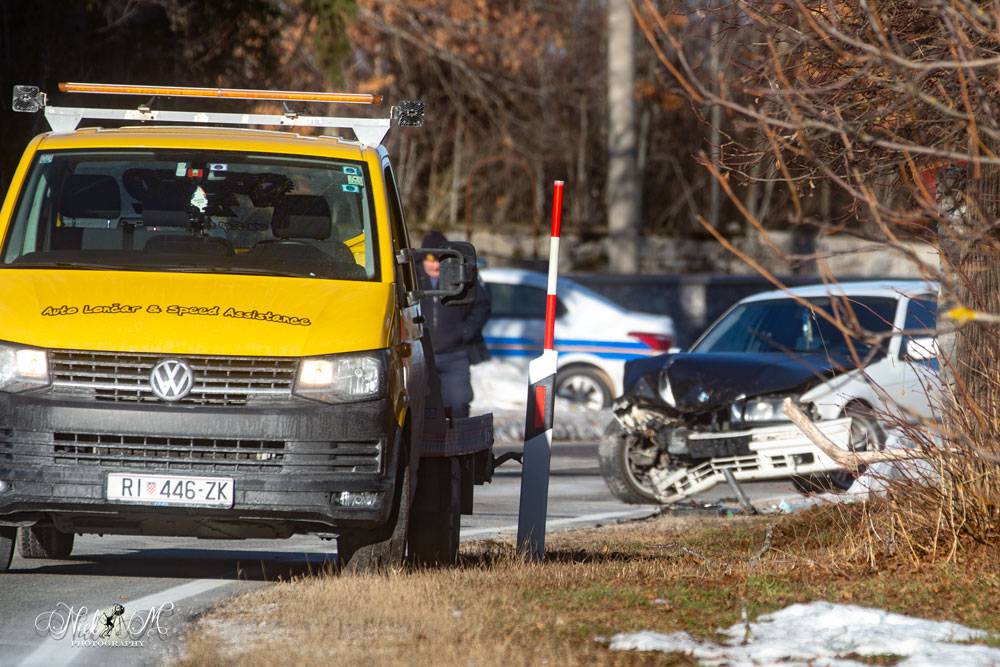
[598,282,939,503]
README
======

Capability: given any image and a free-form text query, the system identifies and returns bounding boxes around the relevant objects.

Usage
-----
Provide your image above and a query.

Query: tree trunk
[706,5,722,232]
[606,0,640,272]
[450,115,463,231]
[574,104,588,230]
[948,165,1000,421]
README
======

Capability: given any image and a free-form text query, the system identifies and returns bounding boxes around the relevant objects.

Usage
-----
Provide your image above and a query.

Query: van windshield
[1,150,378,281]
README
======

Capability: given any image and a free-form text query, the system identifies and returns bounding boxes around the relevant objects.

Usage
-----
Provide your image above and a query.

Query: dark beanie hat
[421,231,448,249]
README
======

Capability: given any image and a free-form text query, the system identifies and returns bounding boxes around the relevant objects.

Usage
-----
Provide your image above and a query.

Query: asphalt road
[0,441,795,667]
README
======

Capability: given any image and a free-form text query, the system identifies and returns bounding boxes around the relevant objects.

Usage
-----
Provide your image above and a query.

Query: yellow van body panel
[0,269,396,356]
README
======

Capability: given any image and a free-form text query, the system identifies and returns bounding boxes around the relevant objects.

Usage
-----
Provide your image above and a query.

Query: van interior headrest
[60,174,121,219]
[272,195,331,240]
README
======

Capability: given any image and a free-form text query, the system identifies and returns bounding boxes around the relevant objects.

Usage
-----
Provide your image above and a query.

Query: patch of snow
[608,601,1000,666]
[471,360,531,412]
[471,360,613,443]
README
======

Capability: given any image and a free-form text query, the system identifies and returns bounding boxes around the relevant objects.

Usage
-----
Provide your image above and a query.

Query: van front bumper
[0,393,401,538]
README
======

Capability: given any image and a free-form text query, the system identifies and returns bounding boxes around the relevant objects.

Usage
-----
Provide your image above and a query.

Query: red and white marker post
[516,180,564,559]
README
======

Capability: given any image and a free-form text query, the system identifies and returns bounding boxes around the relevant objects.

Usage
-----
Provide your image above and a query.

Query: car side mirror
[905,336,938,361]
[403,241,478,306]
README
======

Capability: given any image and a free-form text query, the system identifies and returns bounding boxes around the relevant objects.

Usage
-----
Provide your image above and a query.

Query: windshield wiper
[168,265,317,278]
[3,261,133,271]
[5,261,318,279]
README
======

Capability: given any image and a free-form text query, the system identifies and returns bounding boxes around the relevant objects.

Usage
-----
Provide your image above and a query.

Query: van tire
[0,526,15,572]
[338,466,411,574]
[407,457,461,566]
[598,421,661,504]
[19,524,74,560]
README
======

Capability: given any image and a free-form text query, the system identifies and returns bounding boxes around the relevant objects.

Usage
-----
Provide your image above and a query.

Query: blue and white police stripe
[485,336,660,360]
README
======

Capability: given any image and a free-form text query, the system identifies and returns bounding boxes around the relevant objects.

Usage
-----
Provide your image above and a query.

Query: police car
[480,267,675,409]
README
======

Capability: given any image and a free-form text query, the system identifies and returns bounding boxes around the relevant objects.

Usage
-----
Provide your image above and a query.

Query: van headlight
[294,350,386,403]
[0,343,50,393]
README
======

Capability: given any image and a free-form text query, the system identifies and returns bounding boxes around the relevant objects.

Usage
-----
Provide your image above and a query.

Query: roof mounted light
[394,100,425,127]
[12,85,45,113]
[57,82,382,105]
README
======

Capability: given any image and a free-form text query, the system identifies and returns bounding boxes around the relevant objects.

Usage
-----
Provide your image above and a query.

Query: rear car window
[2,150,378,281]
[485,282,567,319]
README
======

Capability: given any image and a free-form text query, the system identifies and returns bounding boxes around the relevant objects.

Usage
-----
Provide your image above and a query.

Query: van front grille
[36,431,384,475]
[49,350,298,406]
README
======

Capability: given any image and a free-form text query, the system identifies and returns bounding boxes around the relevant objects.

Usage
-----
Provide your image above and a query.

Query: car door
[482,278,548,371]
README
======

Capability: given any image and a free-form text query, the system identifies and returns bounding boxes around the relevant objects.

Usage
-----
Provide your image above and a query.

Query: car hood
[663,352,848,413]
[0,269,394,357]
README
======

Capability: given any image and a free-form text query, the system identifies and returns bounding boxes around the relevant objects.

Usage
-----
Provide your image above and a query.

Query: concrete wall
[456,228,938,278]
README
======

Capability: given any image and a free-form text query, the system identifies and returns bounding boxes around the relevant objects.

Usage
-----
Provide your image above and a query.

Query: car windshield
[692,295,898,357]
[1,149,378,281]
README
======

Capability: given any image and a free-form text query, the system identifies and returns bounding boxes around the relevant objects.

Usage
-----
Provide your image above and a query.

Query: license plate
[106,473,235,507]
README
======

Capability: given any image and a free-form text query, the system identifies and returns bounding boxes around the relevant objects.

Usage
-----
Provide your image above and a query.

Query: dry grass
[178,512,1000,666]
[847,366,1000,566]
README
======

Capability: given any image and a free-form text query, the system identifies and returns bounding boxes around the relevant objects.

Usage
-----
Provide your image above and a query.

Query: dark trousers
[435,350,473,418]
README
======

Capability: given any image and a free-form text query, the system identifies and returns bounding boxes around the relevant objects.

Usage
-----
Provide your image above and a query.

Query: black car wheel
[792,403,885,495]
[598,421,663,504]
[19,524,75,560]
[556,365,613,411]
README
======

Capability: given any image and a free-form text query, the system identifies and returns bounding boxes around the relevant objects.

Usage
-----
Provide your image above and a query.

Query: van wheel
[792,404,885,495]
[407,458,461,566]
[338,466,411,575]
[0,526,15,572]
[19,524,74,559]
[555,365,613,410]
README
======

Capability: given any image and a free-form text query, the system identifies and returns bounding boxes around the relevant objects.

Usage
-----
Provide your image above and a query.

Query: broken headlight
[657,370,676,407]
[731,397,791,424]
[0,343,50,393]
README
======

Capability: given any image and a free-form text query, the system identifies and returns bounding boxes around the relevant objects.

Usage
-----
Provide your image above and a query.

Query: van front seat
[246,195,365,279]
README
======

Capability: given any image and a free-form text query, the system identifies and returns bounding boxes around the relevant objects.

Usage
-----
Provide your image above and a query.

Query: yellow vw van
[0,84,493,572]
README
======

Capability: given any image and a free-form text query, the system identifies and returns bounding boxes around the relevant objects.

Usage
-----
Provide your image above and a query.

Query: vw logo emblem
[149,359,194,401]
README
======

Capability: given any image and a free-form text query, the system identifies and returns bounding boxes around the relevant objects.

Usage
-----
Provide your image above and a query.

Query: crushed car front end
[598,291,909,504]
[607,354,853,503]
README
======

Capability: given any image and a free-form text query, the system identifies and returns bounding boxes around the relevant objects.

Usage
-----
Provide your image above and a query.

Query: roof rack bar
[13,83,423,146]
[58,82,382,105]
[43,105,392,146]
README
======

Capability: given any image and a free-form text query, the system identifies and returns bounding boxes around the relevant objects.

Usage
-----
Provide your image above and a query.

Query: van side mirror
[904,336,938,361]
[403,241,478,306]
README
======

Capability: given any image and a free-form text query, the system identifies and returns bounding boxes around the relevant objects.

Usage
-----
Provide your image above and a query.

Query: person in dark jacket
[418,231,491,418]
